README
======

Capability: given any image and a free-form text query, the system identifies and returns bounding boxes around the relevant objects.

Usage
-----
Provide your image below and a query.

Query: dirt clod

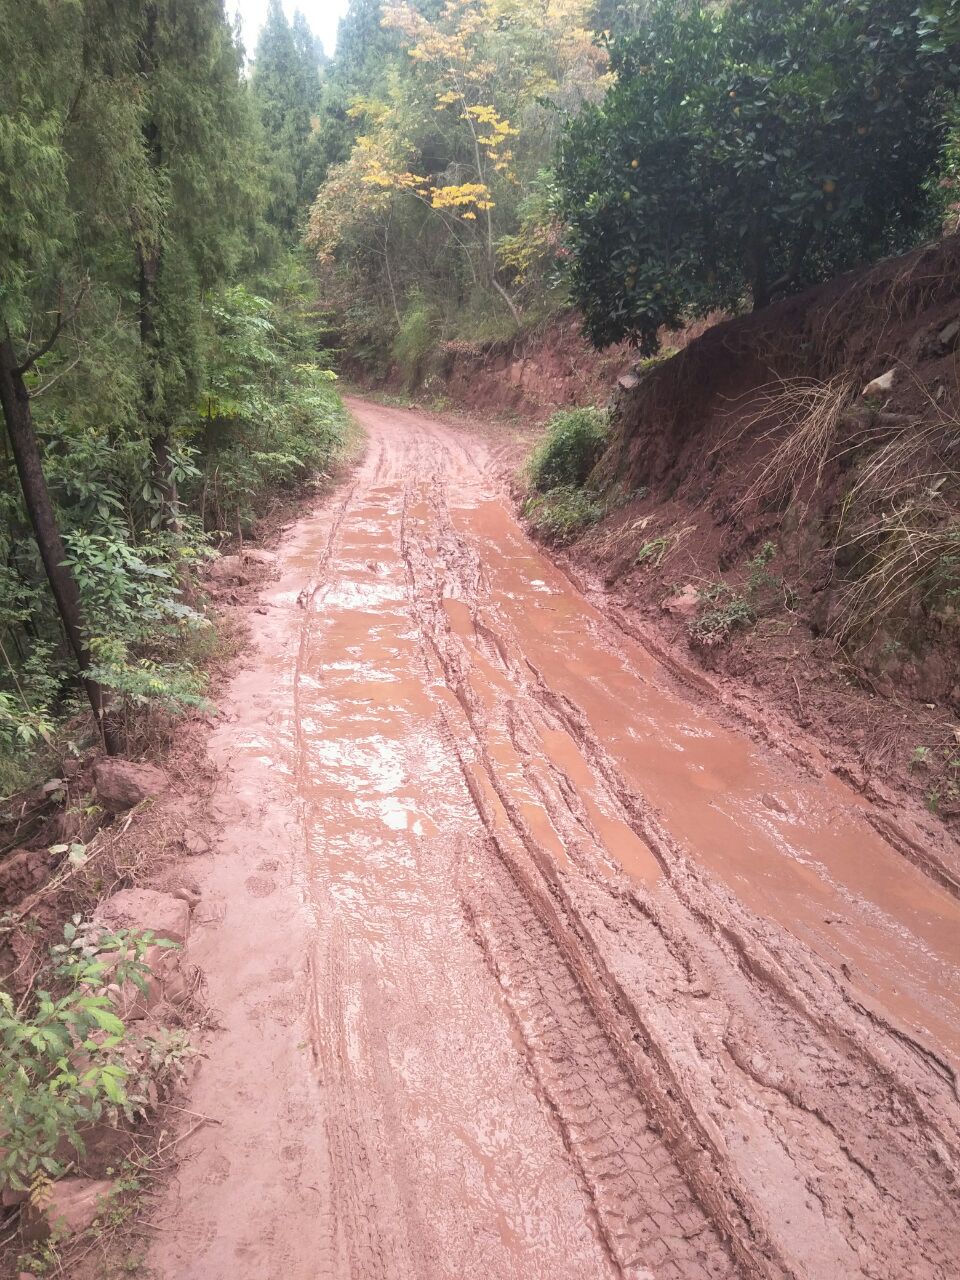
[95,887,191,945]
[0,848,53,907]
[181,828,212,855]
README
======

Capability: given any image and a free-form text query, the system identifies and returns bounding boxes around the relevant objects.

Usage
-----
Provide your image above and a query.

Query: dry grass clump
[717,362,960,640]
[835,511,960,638]
[726,374,857,517]
[833,378,960,637]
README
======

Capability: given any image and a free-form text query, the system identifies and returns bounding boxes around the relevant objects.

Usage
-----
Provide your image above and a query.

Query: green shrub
[689,542,785,644]
[197,283,346,532]
[931,96,960,230]
[0,920,179,1193]
[559,0,958,351]
[523,485,606,544]
[392,296,437,389]
[688,591,757,644]
[528,407,609,493]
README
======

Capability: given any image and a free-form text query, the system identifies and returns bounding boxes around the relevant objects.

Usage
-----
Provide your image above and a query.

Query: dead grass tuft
[726,374,857,518]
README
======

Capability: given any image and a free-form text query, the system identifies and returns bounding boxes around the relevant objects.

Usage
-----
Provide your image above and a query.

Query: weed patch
[689,542,788,645]
[527,407,609,493]
[0,920,181,1195]
[523,486,605,545]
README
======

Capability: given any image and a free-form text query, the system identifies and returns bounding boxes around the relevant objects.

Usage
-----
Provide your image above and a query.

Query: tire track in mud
[295,430,620,1280]
[396,440,960,1280]
[152,399,960,1280]
[398,477,762,1279]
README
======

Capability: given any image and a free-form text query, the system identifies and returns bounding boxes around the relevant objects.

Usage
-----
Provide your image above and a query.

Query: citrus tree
[559,0,960,351]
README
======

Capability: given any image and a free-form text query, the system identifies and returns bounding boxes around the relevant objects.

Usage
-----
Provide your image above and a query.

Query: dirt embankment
[571,235,960,837]
[348,314,631,418]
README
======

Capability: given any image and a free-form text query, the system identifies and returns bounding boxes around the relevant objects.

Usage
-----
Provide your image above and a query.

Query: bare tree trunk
[747,207,770,311]
[137,230,180,527]
[0,331,117,753]
[376,213,402,328]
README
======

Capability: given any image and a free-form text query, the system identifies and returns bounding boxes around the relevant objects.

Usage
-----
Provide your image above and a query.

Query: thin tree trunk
[462,102,522,329]
[382,223,401,327]
[747,208,770,311]
[138,3,179,529]
[137,236,180,526]
[0,332,117,752]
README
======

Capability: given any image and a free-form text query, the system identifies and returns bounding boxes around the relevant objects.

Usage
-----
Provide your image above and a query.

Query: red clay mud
[149,399,960,1280]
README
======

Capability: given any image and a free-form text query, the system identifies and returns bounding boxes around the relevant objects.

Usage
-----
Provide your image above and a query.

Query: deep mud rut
[149,399,960,1280]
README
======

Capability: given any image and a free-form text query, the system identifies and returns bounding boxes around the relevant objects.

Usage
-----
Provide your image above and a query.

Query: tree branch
[15,282,87,376]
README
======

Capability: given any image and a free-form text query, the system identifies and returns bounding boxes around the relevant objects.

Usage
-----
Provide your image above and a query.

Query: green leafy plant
[197,279,345,533]
[689,590,758,645]
[931,97,960,230]
[689,543,786,643]
[559,0,959,351]
[635,534,675,567]
[391,294,438,389]
[523,485,606,544]
[527,407,609,492]
[0,920,178,1193]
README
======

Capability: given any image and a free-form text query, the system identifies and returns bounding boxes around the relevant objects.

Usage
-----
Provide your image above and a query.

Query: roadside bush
[559,0,960,351]
[528,407,609,492]
[0,921,179,1194]
[689,543,786,644]
[523,485,606,545]
[932,97,960,231]
[195,282,345,533]
[392,295,437,389]
[0,266,346,786]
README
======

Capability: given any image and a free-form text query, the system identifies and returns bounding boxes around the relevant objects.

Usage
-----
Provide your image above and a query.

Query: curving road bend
[150,398,960,1280]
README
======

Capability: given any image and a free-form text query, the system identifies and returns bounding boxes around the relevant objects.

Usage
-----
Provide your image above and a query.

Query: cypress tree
[252,2,325,235]
[134,1,265,526]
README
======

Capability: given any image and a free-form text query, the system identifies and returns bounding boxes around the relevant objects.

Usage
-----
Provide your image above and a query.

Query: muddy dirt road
[150,399,960,1280]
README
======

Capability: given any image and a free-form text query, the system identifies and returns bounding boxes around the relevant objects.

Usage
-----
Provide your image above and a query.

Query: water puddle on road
[450,498,960,1064]
[292,487,617,1277]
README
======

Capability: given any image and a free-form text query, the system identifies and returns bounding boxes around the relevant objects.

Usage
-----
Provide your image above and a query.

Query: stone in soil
[93,758,169,813]
[207,554,249,583]
[182,827,212,855]
[661,583,700,619]
[241,548,278,567]
[95,886,191,945]
[0,848,54,907]
[21,1177,115,1242]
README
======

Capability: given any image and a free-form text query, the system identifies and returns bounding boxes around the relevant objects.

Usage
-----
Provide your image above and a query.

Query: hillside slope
[571,234,960,839]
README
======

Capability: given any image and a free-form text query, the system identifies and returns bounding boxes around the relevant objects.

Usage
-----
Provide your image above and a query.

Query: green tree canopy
[558,0,960,352]
[251,0,326,235]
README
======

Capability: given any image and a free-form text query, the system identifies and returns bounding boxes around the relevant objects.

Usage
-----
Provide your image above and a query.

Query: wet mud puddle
[151,400,960,1280]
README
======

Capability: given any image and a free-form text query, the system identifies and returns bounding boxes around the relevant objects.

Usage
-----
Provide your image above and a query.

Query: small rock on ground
[182,827,212,855]
[22,1177,115,1242]
[861,367,897,399]
[93,758,169,813]
[661,584,700,619]
[241,548,278,566]
[96,886,191,945]
[0,848,54,908]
